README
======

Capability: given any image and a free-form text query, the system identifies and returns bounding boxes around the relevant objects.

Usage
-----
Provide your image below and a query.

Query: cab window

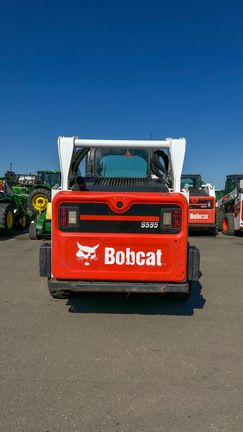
[95,148,149,178]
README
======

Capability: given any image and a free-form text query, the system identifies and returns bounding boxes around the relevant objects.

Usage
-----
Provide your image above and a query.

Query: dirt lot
[0,231,242,432]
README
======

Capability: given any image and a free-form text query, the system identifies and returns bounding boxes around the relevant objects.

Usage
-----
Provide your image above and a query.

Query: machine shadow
[235,231,243,237]
[0,230,29,241]
[66,281,205,316]
[188,230,217,237]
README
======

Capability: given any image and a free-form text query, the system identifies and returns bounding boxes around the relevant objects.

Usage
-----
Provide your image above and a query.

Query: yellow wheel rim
[32,194,48,211]
[22,215,26,228]
[7,211,14,229]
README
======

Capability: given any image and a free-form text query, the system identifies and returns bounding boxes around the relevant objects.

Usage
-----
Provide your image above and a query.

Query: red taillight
[172,211,180,228]
[207,200,214,209]
[60,208,68,226]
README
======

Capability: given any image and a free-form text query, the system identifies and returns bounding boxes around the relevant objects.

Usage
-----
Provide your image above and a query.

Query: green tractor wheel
[16,212,29,230]
[27,188,51,214]
[29,221,41,240]
[0,203,15,235]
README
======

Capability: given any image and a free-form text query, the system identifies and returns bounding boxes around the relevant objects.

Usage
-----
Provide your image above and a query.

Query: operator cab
[37,171,61,188]
[72,147,170,193]
[225,175,243,194]
[181,174,208,196]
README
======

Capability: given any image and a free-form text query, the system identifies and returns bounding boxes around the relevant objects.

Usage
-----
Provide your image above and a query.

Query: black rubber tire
[16,212,28,231]
[29,222,41,240]
[216,210,223,231]
[49,289,72,299]
[27,188,51,214]
[0,203,15,236]
[222,213,235,236]
[173,283,192,301]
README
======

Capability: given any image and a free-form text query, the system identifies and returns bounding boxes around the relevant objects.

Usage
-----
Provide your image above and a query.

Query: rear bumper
[189,223,215,230]
[40,243,200,295]
[48,278,191,294]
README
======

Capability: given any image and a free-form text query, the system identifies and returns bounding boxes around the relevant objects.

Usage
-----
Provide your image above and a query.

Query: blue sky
[1,0,242,189]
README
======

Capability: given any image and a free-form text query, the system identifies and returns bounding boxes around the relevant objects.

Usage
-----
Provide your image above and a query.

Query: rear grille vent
[94,178,149,187]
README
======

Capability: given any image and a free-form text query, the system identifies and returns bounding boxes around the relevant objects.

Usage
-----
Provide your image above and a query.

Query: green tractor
[0,179,30,236]
[26,171,61,240]
[29,202,52,240]
[1,170,60,239]
[26,170,61,214]
[4,169,61,214]
[27,171,60,240]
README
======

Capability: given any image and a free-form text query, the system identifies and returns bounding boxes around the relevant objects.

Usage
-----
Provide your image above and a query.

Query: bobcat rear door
[52,191,188,283]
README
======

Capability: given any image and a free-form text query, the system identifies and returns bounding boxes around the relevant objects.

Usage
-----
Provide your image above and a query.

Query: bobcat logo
[76,243,100,266]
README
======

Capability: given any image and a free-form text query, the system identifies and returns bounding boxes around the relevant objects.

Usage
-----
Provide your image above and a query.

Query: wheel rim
[22,215,26,228]
[7,211,13,229]
[32,194,48,211]
[223,217,228,232]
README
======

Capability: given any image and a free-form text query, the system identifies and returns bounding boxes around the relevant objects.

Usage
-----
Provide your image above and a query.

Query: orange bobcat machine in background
[181,175,216,235]
[40,137,200,299]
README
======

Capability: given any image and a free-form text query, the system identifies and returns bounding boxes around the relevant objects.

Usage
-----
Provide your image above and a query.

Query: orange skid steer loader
[181,175,216,235]
[40,136,200,299]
